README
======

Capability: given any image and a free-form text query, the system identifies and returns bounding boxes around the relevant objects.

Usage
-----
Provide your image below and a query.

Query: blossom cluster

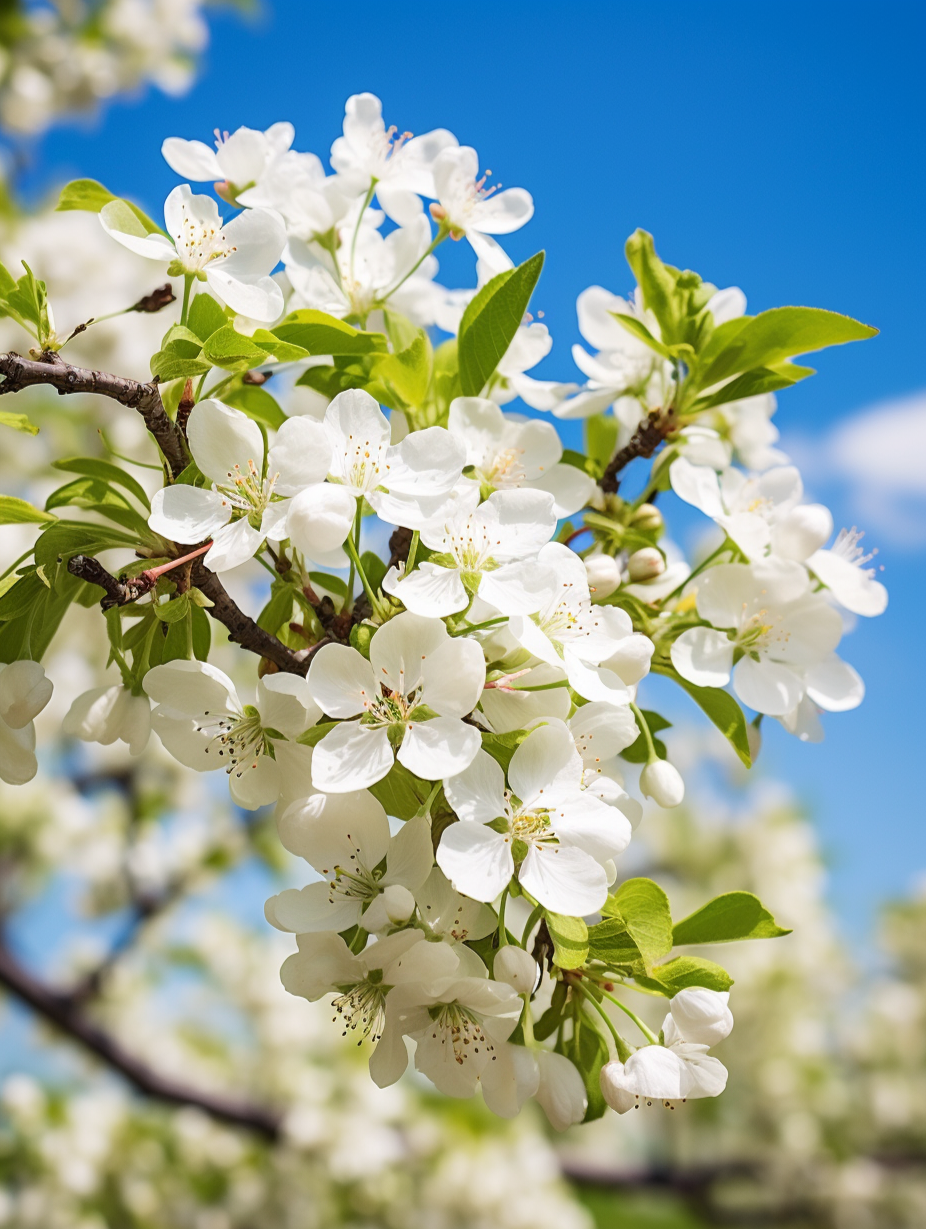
[0,92,885,1128]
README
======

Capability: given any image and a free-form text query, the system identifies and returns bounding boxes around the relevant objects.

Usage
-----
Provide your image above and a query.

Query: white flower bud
[584,553,621,599]
[599,1060,637,1114]
[0,661,52,730]
[535,1050,587,1130]
[630,502,664,533]
[626,547,666,582]
[382,884,416,925]
[493,945,538,994]
[640,759,685,808]
[668,988,733,1046]
[62,684,151,755]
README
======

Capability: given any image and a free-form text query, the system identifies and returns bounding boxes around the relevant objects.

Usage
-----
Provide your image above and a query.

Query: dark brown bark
[0,351,188,478]
[599,410,674,495]
[0,937,281,1139]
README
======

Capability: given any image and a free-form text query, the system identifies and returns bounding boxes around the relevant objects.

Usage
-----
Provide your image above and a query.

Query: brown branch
[599,410,675,495]
[0,936,281,1139]
[0,351,188,478]
[191,561,318,676]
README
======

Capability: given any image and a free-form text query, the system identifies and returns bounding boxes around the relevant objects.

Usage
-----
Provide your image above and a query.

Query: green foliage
[639,955,734,995]
[563,1012,610,1122]
[457,252,544,396]
[0,410,39,435]
[621,710,670,763]
[0,495,55,524]
[368,761,430,820]
[272,309,388,355]
[51,457,150,510]
[56,179,165,237]
[672,891,792,945]
[0,259,54,346]
[547,912,590,970]
[606,878,674,969]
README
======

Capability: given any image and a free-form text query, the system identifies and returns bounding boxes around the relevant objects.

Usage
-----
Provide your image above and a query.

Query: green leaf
[585,413,619,472]
[641,955,733,995]
[371,331,432,409]
[651,662,751,767]
[368,760,429,820]
[546,912,589,970]
[690,362,815,412]
[611,310,674,359]
[222,384,286,430]
[625,230,681,343]
[569,1014,610,1122]
[152,595,191,623]
[458,252,545,397]
[696,306,878,389]
[533,980,568,1041]
[0,567,88,662]
[202,325,271,371]
[151,336,211,382]
[586,915,644,969]
[190,602,211,661]
[672,891,792,946]
[383,309,422,354]
[480,729,528,774]
[56,179,165,236]
[360,550,387,595]
[296,721,339,748]
[609,878,673,968]
[33,522,137,577]
[52,457,150,510]
[0,410,38,435]
[186,293,229,342]
[45,476,131,513]
[0,496,56,525]
[257,581,295,635]
[5,263,53,346]
[272,309,388,356]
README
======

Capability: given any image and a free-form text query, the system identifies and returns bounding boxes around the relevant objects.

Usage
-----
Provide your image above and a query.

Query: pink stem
[140,542,212,584]
[483,668,532,691]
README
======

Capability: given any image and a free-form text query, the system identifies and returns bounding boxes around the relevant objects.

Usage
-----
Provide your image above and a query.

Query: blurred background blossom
[0,3,924,1227]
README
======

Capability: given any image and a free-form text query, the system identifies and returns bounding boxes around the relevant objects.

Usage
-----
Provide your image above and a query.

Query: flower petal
[267,416,333,493]
[398,717,481,780]
[436,822,513,903]
[733,656,803,716]
[187,398,265,485]
[520,844,608,915]
[307,644,375,718]
[203,517,264,571]
[148,485,229,543]
[443,749,508,824]
[670,627,734,688]
[311,722,394,792]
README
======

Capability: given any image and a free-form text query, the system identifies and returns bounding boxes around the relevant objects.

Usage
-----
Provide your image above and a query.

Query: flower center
[832,526,878,574]
[483,446,526,488]
[332,979,387,1043]
[337,432,390,494]
[175,206,236,272]
[216,460,278,525]
[362,682,423,728]
[428,1003,494,1066]
[197,707,268,778]
[734,603,788,655]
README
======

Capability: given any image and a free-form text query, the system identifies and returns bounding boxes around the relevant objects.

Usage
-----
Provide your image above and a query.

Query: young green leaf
[586,915,645,969]
[186,293,229,342]
[651,662,751,767]
[609,878,673,967]
[272,309,388,356]
[57,179,165,236]
[639,955,733,995]
[0,496,56,525]
[690,362,815,412]
[368,761,430,820]
[458,251,544,397]
[52,457,150,510]
[0,410,39,435]
[546,911,590,970]
[672,891,792,946]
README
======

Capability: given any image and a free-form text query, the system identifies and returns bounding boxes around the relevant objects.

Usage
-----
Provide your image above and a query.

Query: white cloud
[784,390,926,548]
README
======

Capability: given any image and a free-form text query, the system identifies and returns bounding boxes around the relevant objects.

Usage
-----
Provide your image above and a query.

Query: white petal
[203,517,264,571]
[228,754,279,809]
[509,722,582,806]
[772,504,833,561]
[670,627,734,687]
[266,882,360,934]
[398,717,481,780]
[809,549,888,617]
[311,722,394,792]
[257,673,320,738]
[99,200,176,262]
[420,635,485,718]
[670,457,724,517]
[370,612,449,696]
[382,816,434,891]
[280,932,358,999]
[205,268,284,323]
[733,656,803,716]
[529,464,595,517]
[482,1043,540,1119]
[443,749,508,824]
[520,844,609,914]
[143,659,238,715]
[534,1050,588,1131]
[622,1046,691,1100]
[0,719,37,785]
[387,427,464,495]
[470,187,534,235]
[384,562,469,617]
[148,485,229,543]
[267,416,332,493]
[188,398,265,485]
[669,988,733,1046]
[278,789,389,867]
[804,654,864,712]
[325,388,390,458]
[216,205,287,277]
[436,823,513,903]
[161,137,224,180]
[285,483,355,559]
[307,644,375,718]
[554,791,632,861]
[0,661,53,729]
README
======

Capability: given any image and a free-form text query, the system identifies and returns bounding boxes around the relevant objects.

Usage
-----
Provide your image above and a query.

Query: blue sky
[11,0,926,934]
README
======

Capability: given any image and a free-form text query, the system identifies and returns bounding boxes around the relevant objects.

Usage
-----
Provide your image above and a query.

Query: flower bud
[584,553,621,599]
[0,661,53,730]
[668,987,733,1046]
[626,547,666,583]
[535,1050,587,1130]
[599,1061,637,1114]
[640,759,685,808]
[382,884,416,925]
[630,502,664,533]
[493,946,538,994]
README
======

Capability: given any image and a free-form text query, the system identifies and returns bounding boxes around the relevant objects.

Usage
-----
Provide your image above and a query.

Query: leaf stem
[574,985,632,1062]
[521,903,544,948]
[180,275,194,328]
[497,887,510,948]
[629,702,657,763]
[597,987,660,1045]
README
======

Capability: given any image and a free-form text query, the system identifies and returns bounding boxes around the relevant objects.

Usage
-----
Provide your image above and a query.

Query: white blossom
[0,662,53,786]
[63,684,151,756]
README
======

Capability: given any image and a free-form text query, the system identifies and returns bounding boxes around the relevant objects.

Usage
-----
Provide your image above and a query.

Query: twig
[599,410,674,495]
[0,935,281,1139]
[0,351,188,478]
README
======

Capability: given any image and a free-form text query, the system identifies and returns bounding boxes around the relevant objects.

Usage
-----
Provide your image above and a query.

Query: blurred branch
[0,351,189,478]
[0,933,282,1139]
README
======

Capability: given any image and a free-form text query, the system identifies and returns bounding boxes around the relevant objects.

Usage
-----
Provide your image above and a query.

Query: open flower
[447,396,593,516]
[670,561,847,716]
[324,389,464,529]
[437,724,632,915]
[161,122,296,198]
[509,543,654,706]
[431,145,533,274]
[100,184,286,321]
[374,974,525,1105]
[265,792,433,934]
[144,660,320,809]
[0,661,53,786]
[281,928,460,1086]
[330,92,458,225]
[308,613,485,792]
[147,399,354,572]
[383,488,558,618]
[488,324,580,413]
[63,684,151,756]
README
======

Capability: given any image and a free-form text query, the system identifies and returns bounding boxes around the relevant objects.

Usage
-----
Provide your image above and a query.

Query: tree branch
[0,351,188,479]
[598,410,675,495]
[0,935,281,1139]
